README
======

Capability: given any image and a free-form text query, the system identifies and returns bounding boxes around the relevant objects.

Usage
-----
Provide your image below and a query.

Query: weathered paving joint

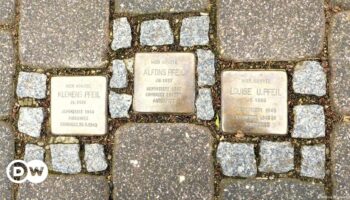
[0,0,348,199]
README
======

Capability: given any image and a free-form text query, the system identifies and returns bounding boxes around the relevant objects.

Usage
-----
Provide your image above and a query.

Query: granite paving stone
[217,142,257,177]
[220,179,326,200]
[115,0,209,14]
[112,17,132,50]
[217,0,325,61]
[140,19,174,46]
[0,0,15,25]
[109,92,132,118]
[0,122,14,200]
[19,0,110,68]
[329,11,350,115]
[113,123,214,199]
[180,16,210,47]
[292,105,325,138]
[259,141,294,173]
[293,61,327,96]
[301,145,325,179]
[196,88,215,120]
[331,0,350,9]
[16,72,47,99]
[17,175,109,200]
[84,144,108,172]
[110,60,128,89]
[331,123,350,199]
[124,58,134,73]
[18,107,44,138]
[50,144,81,174]
[24,144,45,162]
[0,31,15,117]
[197,49,215,86]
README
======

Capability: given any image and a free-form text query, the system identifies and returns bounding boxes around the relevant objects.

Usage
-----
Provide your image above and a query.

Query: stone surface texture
[18,107,44,138]
[331,123,350,199]
[217,142,257,177]
[84,144,108,172]
[109,92,132,118]
[140,19,174,46]
[259,141,294,173]
[293,61,327,96]
[180,16,210,47]
[329,11,350,115]
[50,144,81,174]
[112,17,132,50]
[113,123,214,199]
[110,60,128,88]
[0,122,14,200]
[115,0,209,14]
[24,144,45,162]
[217,0,325,61]
[16,72,47,99]
[331,0,350,9]
[196,88,215,120]
[124,58,134,73]
[0,0,15,25]
[17,175,109,200]
[301,145,325,179]
[0,31,15,118]
[293,105,325,138]
[220,179,326,200]
[19,0,109,68]
[197,49,215,86]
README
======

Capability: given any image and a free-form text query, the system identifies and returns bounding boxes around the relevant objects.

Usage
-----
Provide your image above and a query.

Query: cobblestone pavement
[0,0,349,199]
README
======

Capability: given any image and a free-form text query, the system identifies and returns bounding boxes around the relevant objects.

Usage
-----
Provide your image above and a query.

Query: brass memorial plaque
[221,71,288,135]
[51,76,107,135]
[133,53,195,113]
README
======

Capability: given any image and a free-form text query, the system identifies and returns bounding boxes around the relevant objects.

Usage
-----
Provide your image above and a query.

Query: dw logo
[6,160,48,184]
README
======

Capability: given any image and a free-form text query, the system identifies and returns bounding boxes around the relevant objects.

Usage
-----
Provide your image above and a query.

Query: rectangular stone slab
[221,71,288,135]
[51,76,107,135]
[133,53,195,113]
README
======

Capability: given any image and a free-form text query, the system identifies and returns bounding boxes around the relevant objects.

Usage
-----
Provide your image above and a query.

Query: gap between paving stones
[1,0,343,199]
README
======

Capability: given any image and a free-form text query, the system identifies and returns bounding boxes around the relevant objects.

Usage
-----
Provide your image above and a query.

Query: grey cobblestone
[24,144,45,162]
[50,144,81,174]
[259,141,294,173]
[217,142,257,177]
[140,19,174,46]
[301,145,325,179]
[109,92,132,118]
[292,105,325,138]
[18,107,44,138]
[180,16,210,47]
[84,144,108,172]
[112,17,132,50]
[110,60,128,89]
[293,61,326,96]
[197,49,215,86]
[16,72,47,99]
[196,88,214,120]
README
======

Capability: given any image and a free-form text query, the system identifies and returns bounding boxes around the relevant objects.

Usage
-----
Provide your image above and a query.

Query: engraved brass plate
[133,53,195,113]
[221,71,288,135]
[51,76,107,135]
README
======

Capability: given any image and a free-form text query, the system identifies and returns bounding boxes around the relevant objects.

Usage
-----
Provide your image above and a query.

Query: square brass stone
[51,76,107,135]
[221,71,288,135]
[133,53,195,113]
